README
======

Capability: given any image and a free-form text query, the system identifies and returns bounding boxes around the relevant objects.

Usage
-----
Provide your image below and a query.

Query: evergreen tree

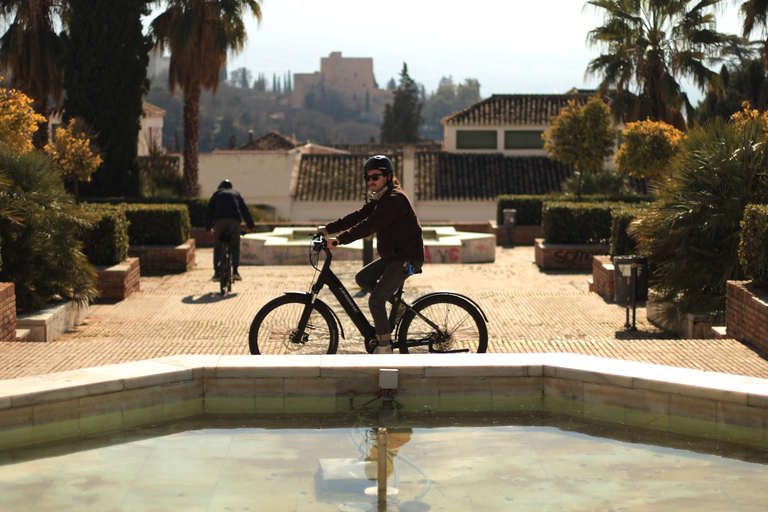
[63,0,151,197]
[380,63,423,143]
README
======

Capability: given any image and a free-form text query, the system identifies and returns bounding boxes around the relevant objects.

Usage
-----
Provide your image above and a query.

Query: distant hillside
[144,72,481,152]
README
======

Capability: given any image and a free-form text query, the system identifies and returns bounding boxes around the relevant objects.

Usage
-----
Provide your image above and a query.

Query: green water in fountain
[1,412,767,512]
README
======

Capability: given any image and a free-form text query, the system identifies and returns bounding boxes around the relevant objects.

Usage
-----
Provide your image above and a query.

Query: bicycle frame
[296,244,376,343]
[294,237,456,351]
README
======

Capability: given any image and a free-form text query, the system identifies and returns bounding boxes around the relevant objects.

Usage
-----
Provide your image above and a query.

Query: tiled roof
[238,130,299,151]
[294,152,572,202]
[415,153,573,200]
[442,91,595,126]
[293,154,400,202]
[142,102,166,118]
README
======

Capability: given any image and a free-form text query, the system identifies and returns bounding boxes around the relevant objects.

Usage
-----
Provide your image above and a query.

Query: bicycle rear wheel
[397,294,487,354]
[249,295,338,355]
[219,248,231,295]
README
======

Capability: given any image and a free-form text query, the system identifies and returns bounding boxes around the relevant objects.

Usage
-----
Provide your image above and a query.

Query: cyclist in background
[318,155,424,354]
[205,179,256,281]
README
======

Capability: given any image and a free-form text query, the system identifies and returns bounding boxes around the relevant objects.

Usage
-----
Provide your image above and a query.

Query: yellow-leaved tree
[615,120,683,180]
[0,79,45,155]
[44,118,102,203]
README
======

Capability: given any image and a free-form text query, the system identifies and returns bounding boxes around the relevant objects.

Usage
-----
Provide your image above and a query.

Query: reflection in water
[1,411,768,511]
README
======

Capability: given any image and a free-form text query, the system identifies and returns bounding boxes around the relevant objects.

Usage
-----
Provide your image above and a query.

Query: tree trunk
[182,85,201,197]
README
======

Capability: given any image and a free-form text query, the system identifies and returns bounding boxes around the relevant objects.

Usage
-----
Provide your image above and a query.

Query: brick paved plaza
[1,246,767,380]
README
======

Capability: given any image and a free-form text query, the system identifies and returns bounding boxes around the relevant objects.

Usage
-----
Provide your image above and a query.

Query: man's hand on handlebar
[316,225,329,237]
[326,238,339,249]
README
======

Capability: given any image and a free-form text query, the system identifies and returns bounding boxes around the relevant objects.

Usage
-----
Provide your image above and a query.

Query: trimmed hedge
[122,204,191,245]
[739,204,768,288]
[86,197,208,227]
[84,197,275,226]
[610,205,646,258]
[81,205,130,266]
[497,194,651,226]
[542,202,614,244]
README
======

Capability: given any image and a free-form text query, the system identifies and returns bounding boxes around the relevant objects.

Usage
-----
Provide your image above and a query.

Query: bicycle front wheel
[397,294,487,354]
[249,295,338,355]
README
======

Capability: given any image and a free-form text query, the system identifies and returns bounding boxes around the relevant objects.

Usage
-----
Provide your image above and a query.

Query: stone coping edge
[1,353,767,450]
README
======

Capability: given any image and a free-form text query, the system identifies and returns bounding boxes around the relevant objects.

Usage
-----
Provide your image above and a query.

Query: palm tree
[631,115,768,324]
[149,0,262,197]
[0,0,67,149]
[585,0,729,130]
[742,0,768,66]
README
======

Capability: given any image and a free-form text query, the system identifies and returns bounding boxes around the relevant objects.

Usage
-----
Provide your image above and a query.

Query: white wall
[137,117,164,156]
[198,151,298,219]
[197,148,497,224]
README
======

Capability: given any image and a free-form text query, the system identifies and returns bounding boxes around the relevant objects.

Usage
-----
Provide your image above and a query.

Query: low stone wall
[534,239,610,271]
[16,300,89,342]
[95,258,141,301]
[646,295,715,339]
[726,281,768,351]
[242,227,496,265]
[0,283,15,342]
[493,225,543,246]
[589,255,614,301]
[128,239,195,274]
[1,354,768,451]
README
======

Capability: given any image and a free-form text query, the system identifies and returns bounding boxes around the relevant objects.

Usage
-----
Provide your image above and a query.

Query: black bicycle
[248,233,488,355]
[218,232,235,295]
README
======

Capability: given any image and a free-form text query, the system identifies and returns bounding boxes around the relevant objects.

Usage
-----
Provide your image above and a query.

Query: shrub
[632,117,768,318]
[0,151,97,312]
[615,120,683,178]
[542,202,614,244]
[80,205,130,266]
[121,204,190,245]
[739,204,768,288]
[610,205,646,257]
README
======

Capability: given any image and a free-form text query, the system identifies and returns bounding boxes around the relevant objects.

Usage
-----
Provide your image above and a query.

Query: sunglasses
[364,173,384,182]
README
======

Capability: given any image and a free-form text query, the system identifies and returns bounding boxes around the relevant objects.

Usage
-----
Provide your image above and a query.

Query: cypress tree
[380,63,423,143]
[63,0,151,197]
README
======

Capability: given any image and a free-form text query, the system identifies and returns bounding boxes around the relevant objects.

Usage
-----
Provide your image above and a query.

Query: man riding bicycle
[318,155,424,354]
[205,179,256,281]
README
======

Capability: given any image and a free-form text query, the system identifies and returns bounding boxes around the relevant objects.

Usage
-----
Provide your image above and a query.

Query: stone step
[711,326,728,340]
[14,329,30,341]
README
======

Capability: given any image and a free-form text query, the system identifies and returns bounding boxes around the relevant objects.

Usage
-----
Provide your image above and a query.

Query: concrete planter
[16,300,89,342]
[534,239,610,271]
[645,292,716,339]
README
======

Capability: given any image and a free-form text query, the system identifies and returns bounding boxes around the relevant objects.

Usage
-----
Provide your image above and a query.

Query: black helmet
[363,155,393,175]
[218,179,233,189]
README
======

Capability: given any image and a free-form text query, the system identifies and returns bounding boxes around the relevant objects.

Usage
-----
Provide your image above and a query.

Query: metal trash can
[502,209,517,245]
[613,255,648,304]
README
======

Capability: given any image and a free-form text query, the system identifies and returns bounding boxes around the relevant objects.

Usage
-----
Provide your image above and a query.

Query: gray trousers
[213,218,242,272]
[355,258,409,337]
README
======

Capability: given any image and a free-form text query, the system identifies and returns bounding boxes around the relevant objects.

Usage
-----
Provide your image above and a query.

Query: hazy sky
[150,1,745,102]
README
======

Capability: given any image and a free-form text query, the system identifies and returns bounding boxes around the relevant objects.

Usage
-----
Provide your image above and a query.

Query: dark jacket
[326,186,424,266]
[205,189,256,231]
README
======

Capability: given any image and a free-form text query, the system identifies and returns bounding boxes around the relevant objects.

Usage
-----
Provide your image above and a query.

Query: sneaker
[373,344,393,354]
[232,272,242,281]
[211,273,219,281]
